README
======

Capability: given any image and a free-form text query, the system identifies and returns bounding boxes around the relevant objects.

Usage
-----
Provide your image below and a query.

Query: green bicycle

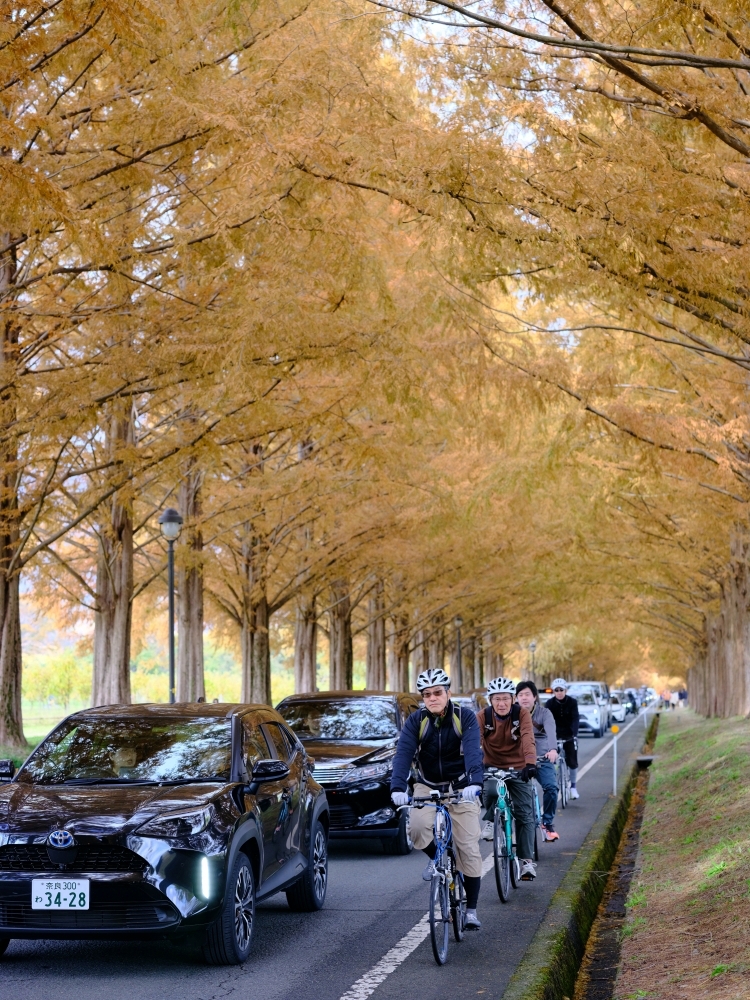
[485,766,522,902]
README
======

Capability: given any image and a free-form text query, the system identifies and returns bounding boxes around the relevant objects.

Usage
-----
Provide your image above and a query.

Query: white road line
[337,914,431,1000]
[577,707,650,783]
[337,708,652,1000]
[338,852,495,1000]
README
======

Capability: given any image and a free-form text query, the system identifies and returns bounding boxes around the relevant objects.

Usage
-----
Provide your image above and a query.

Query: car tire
[202,853,255,966]
[593,727,603,738]
[0,937,9,957]
[383,809,413,855]
[286,820,328,912]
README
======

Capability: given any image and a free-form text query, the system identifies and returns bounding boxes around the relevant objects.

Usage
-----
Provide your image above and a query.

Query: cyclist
[545,678,580,799]
[478,676,538,881]
[390,667,484,928]
[515,680,559,842]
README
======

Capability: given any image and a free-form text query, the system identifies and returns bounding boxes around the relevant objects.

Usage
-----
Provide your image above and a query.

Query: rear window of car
[277,699,399,740]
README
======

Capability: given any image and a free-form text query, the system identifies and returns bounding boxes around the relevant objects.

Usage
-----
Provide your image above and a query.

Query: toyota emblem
[47,829,75,850]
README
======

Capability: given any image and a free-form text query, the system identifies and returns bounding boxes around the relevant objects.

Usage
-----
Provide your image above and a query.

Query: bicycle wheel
[429,874,450,965]
[560,761,569,809]
[493,809,510,903]
[533,825,539,862]
[510,818,521,888]
[451,868,466,942]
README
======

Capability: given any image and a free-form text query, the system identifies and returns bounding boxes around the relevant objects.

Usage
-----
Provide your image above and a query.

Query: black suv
[0,703,329,965]
[275,691,420,854]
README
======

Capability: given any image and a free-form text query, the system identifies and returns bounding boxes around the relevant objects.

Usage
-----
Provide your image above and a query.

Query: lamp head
[454,616,464,629]
[158,507,183,542]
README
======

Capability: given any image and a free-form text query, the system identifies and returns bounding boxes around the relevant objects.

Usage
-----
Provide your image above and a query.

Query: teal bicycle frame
[484,767,521,902]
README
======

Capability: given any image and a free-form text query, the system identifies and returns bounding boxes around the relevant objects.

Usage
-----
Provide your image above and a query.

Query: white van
[568,683,609,738]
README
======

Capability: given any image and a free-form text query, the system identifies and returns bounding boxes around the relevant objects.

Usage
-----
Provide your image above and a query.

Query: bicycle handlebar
[411,791,464,807]
[484,766,522,778]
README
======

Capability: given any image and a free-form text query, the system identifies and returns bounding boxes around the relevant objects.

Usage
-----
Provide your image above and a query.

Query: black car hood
[0,780,226,838]
[301,738,396,765]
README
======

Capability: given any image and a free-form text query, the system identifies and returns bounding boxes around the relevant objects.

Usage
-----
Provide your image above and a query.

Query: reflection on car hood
[301,739,395,765]
[0,781,227,837]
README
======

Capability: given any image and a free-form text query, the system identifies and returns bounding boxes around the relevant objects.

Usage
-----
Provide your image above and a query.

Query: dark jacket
[390,701,484,793]
[545,695,579,740]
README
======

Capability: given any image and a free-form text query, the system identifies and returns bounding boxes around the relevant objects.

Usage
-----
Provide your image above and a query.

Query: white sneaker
[481,820,494,841]
[465,909,481,928]
[570,787,580,799]
[520,860,537,881]
[422,860,437,881]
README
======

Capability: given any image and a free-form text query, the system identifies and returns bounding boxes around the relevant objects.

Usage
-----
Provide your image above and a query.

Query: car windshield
[575,692,596,705]
[19,717,232,785]
[278,699,399,740]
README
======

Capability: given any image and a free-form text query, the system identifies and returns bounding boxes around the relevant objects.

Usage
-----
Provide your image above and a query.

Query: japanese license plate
[32,878,89,910]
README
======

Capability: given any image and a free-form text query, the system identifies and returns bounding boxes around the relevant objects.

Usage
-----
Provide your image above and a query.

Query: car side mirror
[250,759,290,783]
[0,759,15,781]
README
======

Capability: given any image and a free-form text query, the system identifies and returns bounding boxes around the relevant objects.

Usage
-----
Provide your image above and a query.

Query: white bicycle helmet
[551,678,568,690]
[486,676,516,697]
[416,667,451,692]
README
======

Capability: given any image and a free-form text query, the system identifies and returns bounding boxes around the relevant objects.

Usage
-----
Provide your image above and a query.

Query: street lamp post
[159,507,183,704]
[454,616,464,691]
[529,640,537,677]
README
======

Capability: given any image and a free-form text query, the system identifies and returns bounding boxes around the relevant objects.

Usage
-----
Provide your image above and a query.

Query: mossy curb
[501,714,659,1000]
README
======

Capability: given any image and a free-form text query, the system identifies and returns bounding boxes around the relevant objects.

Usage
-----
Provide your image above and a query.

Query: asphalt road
[0,711,652,1000]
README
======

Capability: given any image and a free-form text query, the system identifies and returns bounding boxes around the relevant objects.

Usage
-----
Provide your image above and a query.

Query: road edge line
[500,713,659,1000]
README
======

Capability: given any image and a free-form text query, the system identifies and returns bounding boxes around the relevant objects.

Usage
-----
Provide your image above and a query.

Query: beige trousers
[409,782,483,878]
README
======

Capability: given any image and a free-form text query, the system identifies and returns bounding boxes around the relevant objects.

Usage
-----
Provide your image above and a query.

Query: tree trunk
[388,613,410,692]
[464,632,476,689]
[92,406,134,707]
[177,462,205,702]
[0,235,24,746]
[411,620,426,691]
[240,534,271,705]
[473,630,483,688]
[294,592,317,693]
[428,617,444,672]
[366,579,386,689]
[449,627,463,693]
[329,578,353,689]
[689,529,750,718]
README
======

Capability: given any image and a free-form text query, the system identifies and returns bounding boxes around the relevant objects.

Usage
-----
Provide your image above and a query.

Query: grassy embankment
[616,710,750,1000]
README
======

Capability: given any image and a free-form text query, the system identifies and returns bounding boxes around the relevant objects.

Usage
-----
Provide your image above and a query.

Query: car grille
[0,899,179,930]
[311,764,350,786]
[0,844,148,874]
[329,805,359,830]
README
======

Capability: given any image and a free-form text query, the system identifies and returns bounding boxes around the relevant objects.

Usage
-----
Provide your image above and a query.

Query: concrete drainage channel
[501,714,660,1000]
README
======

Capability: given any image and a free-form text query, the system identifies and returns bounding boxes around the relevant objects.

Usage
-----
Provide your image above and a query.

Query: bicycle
[531,763,543,861]
[410,790,469,965]
[555,740,571,809]
[484,766,522,903]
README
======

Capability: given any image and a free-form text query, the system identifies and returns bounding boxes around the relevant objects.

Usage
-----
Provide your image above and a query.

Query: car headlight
[137,806,213,838]
[339,763,391,786]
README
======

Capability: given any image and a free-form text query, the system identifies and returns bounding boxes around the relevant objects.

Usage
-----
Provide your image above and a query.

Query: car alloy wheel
[286,818,328,911]
[234,863,255,953]
[312,827,328,902]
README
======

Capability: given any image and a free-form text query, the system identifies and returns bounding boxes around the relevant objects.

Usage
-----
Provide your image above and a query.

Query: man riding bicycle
[516,680,559,841]
[545,678,580,799]
[478,677,538,881]
[390,667,484,929]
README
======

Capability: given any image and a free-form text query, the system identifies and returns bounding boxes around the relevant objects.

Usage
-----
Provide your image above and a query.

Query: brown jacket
[477,705,537,769]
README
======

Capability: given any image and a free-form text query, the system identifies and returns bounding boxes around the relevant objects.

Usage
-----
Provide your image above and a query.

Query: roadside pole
[611,724,620,794]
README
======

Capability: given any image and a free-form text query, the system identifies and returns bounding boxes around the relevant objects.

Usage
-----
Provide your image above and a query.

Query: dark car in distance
[275,691,420,854]
[0,703,329,965]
